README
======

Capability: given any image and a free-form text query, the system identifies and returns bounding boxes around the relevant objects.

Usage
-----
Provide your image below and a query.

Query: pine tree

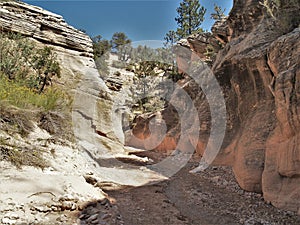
[111,32,131,61]
[164,30,178,47]
[210,4,226,21]
[111,32,130,49]
[175,0,206,38]
[92,35,111,58]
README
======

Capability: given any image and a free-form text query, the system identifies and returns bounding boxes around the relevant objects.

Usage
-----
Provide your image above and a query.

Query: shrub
[95,56,109,78]
[0,137,47,169]
[0,102,34,136]
[39,110,73,140]
[0,32,72,168]
[0,32,61,93]
[0,75,67,111]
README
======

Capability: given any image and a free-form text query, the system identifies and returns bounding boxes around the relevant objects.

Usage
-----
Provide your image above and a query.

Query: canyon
[0,0,299,224]
[129,0,300,215]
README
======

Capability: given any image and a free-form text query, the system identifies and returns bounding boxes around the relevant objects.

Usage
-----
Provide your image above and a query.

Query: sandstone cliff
[182,0,300,213]
[212,0,300,213]
[129,0,300,213]
[1,0,299,221]
[0,1,164,224]
[0,0,126,162]
[0,1,93,57]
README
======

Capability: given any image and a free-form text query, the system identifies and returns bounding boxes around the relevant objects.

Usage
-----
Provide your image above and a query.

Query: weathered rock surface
[198,0,299,212]
[0,1,166,224]
[212,0,300,212]
[127,0,300,213]
[174,32,221,69]
[211,17,231,44]
[0,1,93,57]
[187,32,221,61]
[263,26,300,212]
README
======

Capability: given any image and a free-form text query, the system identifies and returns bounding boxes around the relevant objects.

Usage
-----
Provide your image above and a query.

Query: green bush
[0,75,66,111]
[0,32,61,93]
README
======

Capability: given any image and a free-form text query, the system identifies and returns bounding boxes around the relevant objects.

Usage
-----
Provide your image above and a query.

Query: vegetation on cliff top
[91,0,226,115]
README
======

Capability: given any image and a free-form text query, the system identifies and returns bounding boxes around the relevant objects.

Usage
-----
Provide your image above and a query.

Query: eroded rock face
[187,32,221,61]
[0,1,93,57]
[127,0,300,213]
[199,0,299,212]
[0,0,124,150]
[211,17,231,44]
[174,32,221,69]
[263,27,300,212]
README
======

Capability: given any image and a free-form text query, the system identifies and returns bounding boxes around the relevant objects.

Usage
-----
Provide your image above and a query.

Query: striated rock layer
[0,0,123,151]
[0,1,93,57]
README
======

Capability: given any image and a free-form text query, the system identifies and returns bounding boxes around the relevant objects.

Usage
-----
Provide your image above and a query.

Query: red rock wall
[126,0,300,213]
[263,27,300,212]
[211,0,300,212]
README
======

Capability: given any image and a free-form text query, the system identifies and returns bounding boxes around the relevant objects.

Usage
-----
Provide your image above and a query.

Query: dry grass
[0,137,47,169]
[0,89,73,167]
[0,75,67,111]
[39,110,74,141]
[0,102,35,136]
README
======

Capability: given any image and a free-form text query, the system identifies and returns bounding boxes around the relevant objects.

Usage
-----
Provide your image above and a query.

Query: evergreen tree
[175,0,206,38]
[111,32,131,61]
[164,30,179,47]
[210,4,226,21]
[111,32,131,50]
[92,35,111,58]
[91,35,111,77]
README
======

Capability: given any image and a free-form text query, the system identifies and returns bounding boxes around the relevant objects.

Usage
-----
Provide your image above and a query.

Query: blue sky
[24,0,233,42]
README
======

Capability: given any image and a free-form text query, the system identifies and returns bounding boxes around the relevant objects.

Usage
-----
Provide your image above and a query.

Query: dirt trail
[79,152,300,225]
[77,55,300,225]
